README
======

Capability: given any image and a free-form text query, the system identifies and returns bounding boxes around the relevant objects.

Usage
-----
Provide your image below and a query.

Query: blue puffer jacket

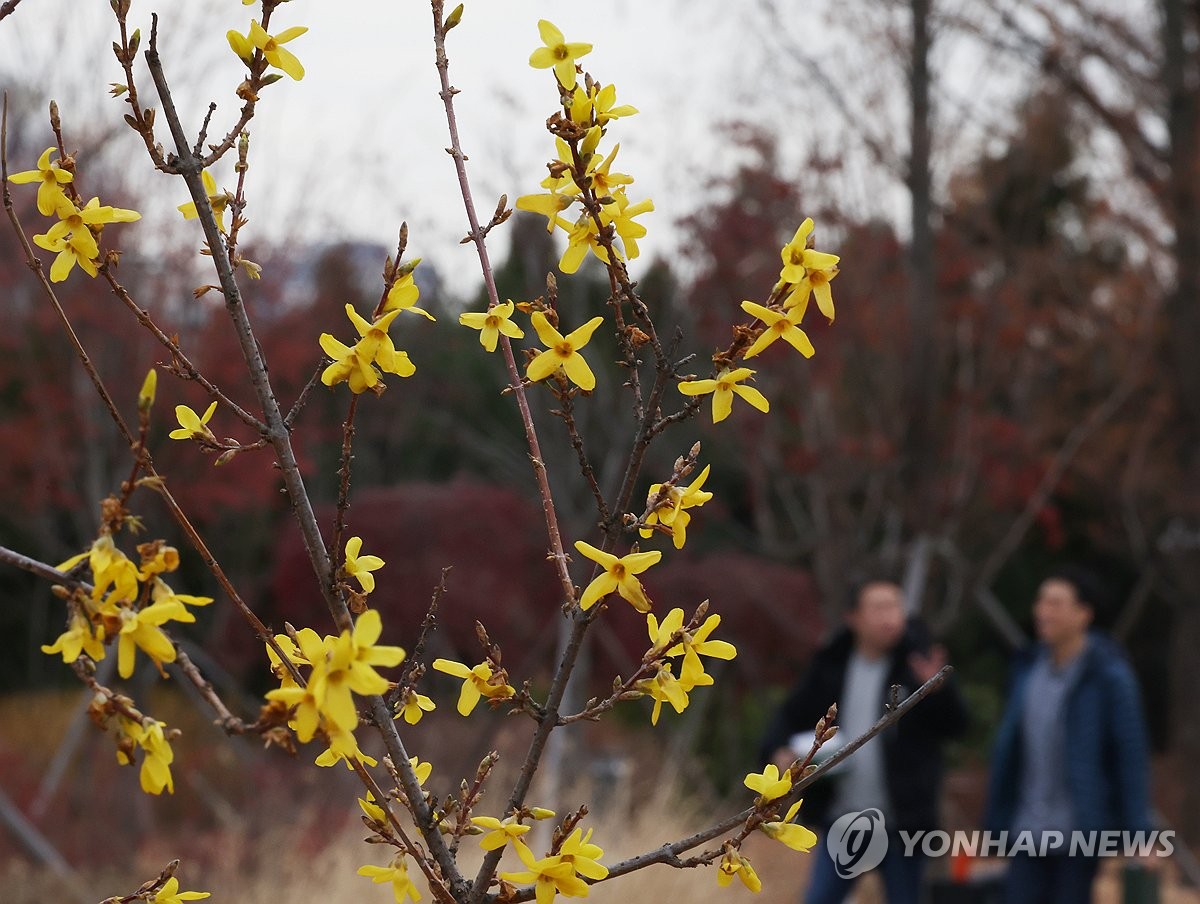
[985,631,1152,834]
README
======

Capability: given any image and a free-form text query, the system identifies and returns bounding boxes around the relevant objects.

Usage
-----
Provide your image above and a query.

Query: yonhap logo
[828,809,889,878]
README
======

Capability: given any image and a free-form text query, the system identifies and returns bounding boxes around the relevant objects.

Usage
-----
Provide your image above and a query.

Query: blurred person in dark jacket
[986,565,1152,904]
[760,579,969,904]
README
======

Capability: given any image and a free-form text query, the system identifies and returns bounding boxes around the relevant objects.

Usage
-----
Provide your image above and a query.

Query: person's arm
[1105,660,1153,833]
[903,640,969,740]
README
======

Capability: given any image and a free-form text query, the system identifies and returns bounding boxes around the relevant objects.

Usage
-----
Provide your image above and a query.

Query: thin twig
[2,95,135,450]
[101,269,265,431]
[584,667,954,890]
[330,393,360,593]
[0,0,25,23]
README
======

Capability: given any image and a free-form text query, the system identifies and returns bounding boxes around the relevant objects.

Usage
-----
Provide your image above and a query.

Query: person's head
[845,580,907,656]
[1033,565,1108,647]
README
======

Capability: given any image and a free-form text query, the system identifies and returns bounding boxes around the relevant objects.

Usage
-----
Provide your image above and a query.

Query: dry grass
[0,689,1196,903]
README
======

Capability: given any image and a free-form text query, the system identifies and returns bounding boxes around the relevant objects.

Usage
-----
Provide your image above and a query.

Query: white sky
[2,1,794,295]
[0,0,1083,298]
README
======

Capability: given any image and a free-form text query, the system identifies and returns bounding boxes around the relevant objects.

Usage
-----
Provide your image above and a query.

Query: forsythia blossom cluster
[499,827,609,904]
[517,20,651,276]
[47,535,212,680]
[636,607,737,724]
[265,609,406,767]
[678,217,841,423]
[8,148,140,281]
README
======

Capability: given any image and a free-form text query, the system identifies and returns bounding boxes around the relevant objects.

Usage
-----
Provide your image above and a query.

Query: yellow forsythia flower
[153,877,210,903]
[779,217,840,322]
[740,300,815,359]
[432,659,514,715]
[343,536,384,593]
[177,170,229,233]
[677,367,769,424]
[717,847,762,893]
[760,800,818,852]
[526,312,604,391]
[7,146,73,216]
[744,764,792,803]
[573,540,661,612]
[470,815,531,851]
[169,401,217,441]
[358,855,422,903]
[319,305,415,394]
[528,19,592,89]
[229,20,307,80]
[459,301,524,352]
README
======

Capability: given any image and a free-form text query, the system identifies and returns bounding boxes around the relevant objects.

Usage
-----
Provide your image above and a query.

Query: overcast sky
[1,1,1053,297]
[3,1,808,295]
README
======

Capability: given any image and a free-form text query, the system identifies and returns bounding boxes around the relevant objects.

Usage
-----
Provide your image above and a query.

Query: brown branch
[284,363,325,428]
[330,393,360,595]
[101,269,265,432]
[579,667,954,892]
[429,3,575,614]
[0,0,24,23]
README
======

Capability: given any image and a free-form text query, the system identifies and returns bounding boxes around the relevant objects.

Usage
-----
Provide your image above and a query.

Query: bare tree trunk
[904,0,937,515]
[1160,0,1200,849]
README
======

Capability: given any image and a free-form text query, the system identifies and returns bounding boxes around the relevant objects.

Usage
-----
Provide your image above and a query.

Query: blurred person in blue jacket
[986,564,1152,904]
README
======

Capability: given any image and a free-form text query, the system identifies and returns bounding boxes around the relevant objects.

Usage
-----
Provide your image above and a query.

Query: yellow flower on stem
[557,215,611,274]
[169,401,218,441]
[112,597,189,678]
[460,301,525,352]
[382,262,435,320]
[529,19,592,89]
[569,83,637,125]
[779,217,840,288]
[471,814,532,851]
[744,764,792,803]
[32,228,101,282]
[527,312,604,391]
[138,545,180,581]
[640,465,714,549]
[41,611,105,663]
[45,194,140,243]
[635,661,689,725]
[319,305,415,394]
[784,264,839,323]
[678,367,769,424]
[740,300,816,360]
[8,147,73,216]
[153,877,210,903]
[646,608,737,691]
[395,688,436,725]
[432,659,515,715]
[558,828,609,882]
[573,540,661,612]
[314,723,378,769]
[317,609,406,732]
[716,847,762,893]
[232,19,307,80]
[516,189,575,233]
[358,855,422,904]
[760,800,818,852]
[600,188,653,260]
[177,170,229,233]
[501,841,589,904]
[343,536,384,593]
[120,717,175,795]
